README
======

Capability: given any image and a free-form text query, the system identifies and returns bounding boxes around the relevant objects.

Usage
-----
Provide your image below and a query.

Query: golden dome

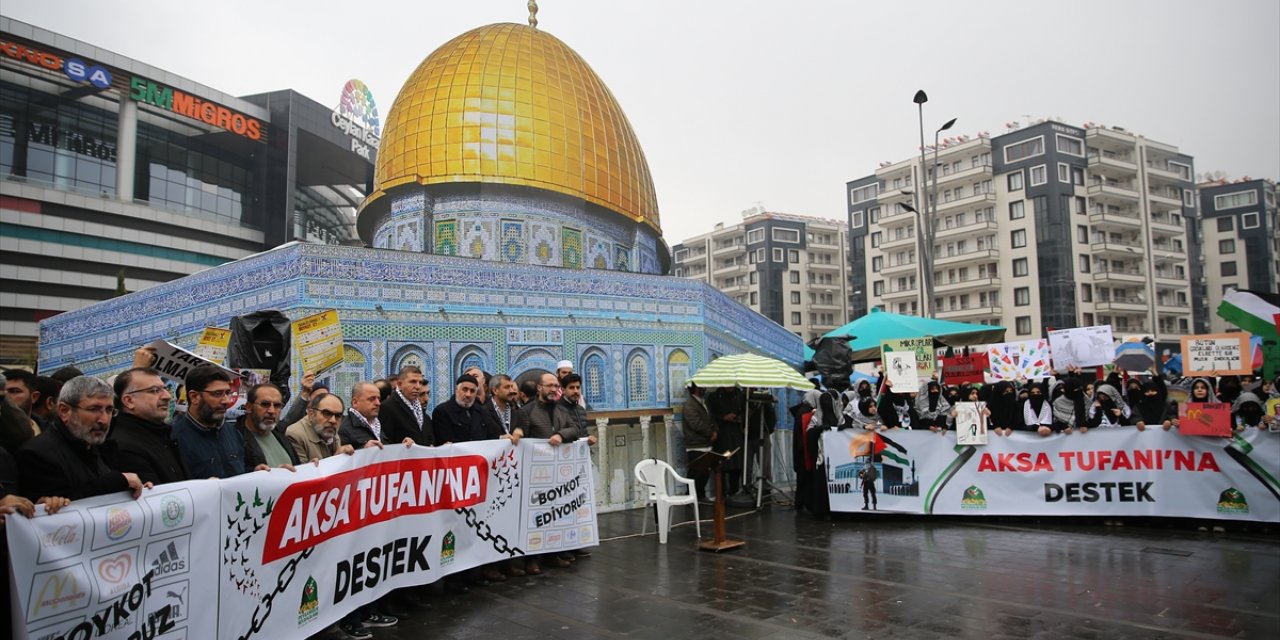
[365,23,660,232]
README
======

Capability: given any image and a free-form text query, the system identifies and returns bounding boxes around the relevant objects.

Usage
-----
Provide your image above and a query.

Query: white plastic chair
[633,459,701,544]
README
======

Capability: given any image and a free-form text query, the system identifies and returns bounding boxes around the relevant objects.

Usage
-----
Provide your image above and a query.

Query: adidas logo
[151,541,186,577]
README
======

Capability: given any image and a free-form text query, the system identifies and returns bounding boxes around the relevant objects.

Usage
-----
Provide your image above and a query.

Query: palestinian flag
[1217,289,1280,337]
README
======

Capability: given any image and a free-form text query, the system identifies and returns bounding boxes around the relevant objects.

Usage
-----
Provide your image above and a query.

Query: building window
[1016,316,1033,335]
[871,232,882,248]
[1182,188,1195,207]
[1168,161,1192,180]
[1076,225,1089,243]
[772,248,784,262]
[1075,196,1086,215]
[750,292,758,305]
[1056,134,1084,157]
[852,210,865,228]
[1013,258,1029,277]
[1219,239,1236,254]
[673,248,688,262]
[791,292,801,304]
[1216,216,1234,232]
[1072,167,1085,185]
[1079,255,1091,273]
[1011,229,1027,248]
[872,256,883,272]
[1009,200,1025,220]
[583,353,607,406]
[626,351,652,406]
[869,207,881,223]
[873,280,884,296]
[1242,212,1260,229]
[1213,190,1257,210]
[1221,262,1237,277]
[1058,163,1070,183]
[746,228,764,244]
[773,228,800,243]
[1008,171,1024,192]
[1029,165,1047,186]
[754,248,765,263]
[1014,287,1031,306]
[788,249,799,263]
[791,312,801,325]
[851,184,878,204]
[1080,283,1092,302]
[749,271,758,284]
[1003,136,1045,163]
[789,271,800,284]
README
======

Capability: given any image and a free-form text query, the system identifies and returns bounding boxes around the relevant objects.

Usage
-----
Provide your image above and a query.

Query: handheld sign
[1048,325,1115,370]
[193,327,232,364]
[292,310,345,377]
[881,337,934,389]
[1179,402,1231,437]
[954,401,988,445]
[1180,333,1251,376]
[941,354,987,385]
[147,339,241,383]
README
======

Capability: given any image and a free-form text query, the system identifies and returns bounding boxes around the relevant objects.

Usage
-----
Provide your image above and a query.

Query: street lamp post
[912,89,957,319]
[928,117,958,318]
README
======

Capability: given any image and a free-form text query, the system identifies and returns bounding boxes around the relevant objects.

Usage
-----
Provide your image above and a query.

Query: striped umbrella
[687,353,813,391]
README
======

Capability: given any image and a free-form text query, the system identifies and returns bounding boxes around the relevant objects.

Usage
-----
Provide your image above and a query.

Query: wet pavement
[314,503,1279,639]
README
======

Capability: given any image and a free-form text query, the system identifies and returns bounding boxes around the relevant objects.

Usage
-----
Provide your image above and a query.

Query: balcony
[935,219,998,239]
[1095,297,1148,313]
[934,276,1001,294]
[881,286,918,302]
[1156,298,1190,313]
[933,247,999,267]
[711,261,748,276]
[935,191,996,214]
[1147,189,1183,208]
[1093,267,1146,285]
[1153,270,1186,285]
[1087,182,1140,204]
[1149,215,1183,235]
[934,163,993,186]
[807,260,843,271]
[1090,238,1144,257]
[1145,164,1187,184]
[935,305,1003,321]
[1087,151,1137,172]
[878,233,916,251]
[1086,127,1136,152]
[1088,208,1142,230]
[879,260,918,276]
[711,242,743,255]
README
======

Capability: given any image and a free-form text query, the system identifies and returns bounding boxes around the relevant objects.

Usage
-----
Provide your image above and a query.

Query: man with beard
[107,367,188,485]
[237,383,300,470]
[559,374,598,446]
[681,382,715,503]
[18,376,148,500]
[3,368,44,436]
[480,374,525,444]
[172,365,245,478]
[1132,377,1174,431]
[433,374,490,445]
[381,366,434,446]
[286,393,361,462]
[517,372,582,574]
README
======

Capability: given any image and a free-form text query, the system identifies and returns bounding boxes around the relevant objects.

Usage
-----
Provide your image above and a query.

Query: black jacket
[381,393,434,446]
[17,418,129,501]
[106,411,189,486]
[479,399,522,437]
[517,399,582,441]
[433,397,496,444]
[339,410,384,448]
[236,415,301,468]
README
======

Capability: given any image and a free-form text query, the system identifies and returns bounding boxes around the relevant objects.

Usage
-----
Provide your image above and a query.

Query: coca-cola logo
[39,524,79,549]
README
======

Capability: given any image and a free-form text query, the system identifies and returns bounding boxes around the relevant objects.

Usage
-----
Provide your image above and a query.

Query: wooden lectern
[691,449,745,552]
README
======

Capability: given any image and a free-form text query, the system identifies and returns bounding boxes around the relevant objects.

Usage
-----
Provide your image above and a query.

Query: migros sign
[129,77,264,142]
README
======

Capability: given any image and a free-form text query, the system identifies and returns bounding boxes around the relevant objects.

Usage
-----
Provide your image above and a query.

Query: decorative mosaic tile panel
[562,227,583,269]
[614,244,630,272]
[529,221,559,266]
[500,219,525,263]
[394,220,423,253]
[585,234,610,270]
[435,220,458,256]
[459,218,497,260]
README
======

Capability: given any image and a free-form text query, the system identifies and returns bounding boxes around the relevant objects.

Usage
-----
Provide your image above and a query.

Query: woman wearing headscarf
[1023,381,1053,436]
[986,381,1021,437]
[1188,377,1218,403]
[1051,377,1088,434]
[845,396,883,431]
[1216,376,1244,405]
[1087,383,1130,429]
[914,380,951,432]
[1124,378,1144,410]
[1232,391,1274,431]
[1133,377,1174,431]
[877,380,916,430]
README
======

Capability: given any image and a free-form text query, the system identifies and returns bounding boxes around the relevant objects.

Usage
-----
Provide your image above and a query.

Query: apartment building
[1199,178,1280,333]
[671,210,852,341]
[846,120,1203,341]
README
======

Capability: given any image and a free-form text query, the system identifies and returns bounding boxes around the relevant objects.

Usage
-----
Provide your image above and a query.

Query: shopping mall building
[0,16,377,367]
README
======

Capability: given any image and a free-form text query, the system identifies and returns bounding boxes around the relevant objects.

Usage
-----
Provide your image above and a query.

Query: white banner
[7,439,597,640]
[1048,325,1114,370]
[822,429,1280,521]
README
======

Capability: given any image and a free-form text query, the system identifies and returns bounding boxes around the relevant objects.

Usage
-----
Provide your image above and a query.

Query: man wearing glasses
[18,376,149,501]
[106,367,189,485]
[286,392,359,463]
[516,372,583,574]
[171,365,246,478]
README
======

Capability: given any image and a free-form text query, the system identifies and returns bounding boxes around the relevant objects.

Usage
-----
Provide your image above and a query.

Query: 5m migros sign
[129,77,264,142]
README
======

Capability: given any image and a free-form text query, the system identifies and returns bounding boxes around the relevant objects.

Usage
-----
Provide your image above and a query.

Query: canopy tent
[822,309,1007,362]
[803,344,815,363]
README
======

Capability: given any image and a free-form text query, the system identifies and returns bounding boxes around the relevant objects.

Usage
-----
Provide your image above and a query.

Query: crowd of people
[0,355,597,640]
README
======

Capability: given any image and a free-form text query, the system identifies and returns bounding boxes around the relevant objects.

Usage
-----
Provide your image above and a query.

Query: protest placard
[1048,325,1115,370]
[881,337,934,389]
[192,327,232,364]
[146,339,240,383]
[954,401,988,445]
[1180,333,1252,376]
[292,309,344,376]
[941,354,987,385]
[986,339,1052,381]
[1179,402,1232,436]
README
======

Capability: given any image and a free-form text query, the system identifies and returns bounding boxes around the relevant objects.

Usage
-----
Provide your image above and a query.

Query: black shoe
[338,621,373,640]
[362,612,398,628]
[862,505,869,510]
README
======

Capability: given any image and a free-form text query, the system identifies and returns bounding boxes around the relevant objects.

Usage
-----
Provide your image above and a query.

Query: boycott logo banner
[1179,402,1232,437]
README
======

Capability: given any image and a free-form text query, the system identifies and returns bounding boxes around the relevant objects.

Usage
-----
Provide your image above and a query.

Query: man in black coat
[107,367,189,485]
[236,383,300,470]
[340,381,387,448]
[18,376,147,501]
[381,366,434,446]
[433,374,493,445]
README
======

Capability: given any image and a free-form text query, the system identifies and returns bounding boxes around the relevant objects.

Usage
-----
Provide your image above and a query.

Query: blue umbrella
[823,308,1006,362]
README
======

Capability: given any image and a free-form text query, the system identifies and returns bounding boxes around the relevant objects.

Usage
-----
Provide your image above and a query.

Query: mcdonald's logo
[30,568,89,619]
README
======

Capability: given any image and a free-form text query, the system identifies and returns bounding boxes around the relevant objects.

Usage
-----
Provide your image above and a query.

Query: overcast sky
[7,0,1278,243]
